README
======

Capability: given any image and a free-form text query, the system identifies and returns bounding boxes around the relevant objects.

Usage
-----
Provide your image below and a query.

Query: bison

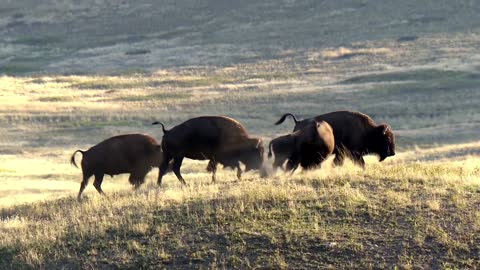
[70,133,164,200]
[275,111,395,168]
[152,116,264,184]
[268,120,334,172]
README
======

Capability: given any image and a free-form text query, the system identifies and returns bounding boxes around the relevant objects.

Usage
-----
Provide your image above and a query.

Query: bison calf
[153,116,264,184]
[70,134,163,200]
[269,120,334,172]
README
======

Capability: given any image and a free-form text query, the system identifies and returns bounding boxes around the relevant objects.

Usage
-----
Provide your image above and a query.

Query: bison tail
[152,121,168,133]
[70,150,85,168]
[268,141,273,158]
[274,113,298,125]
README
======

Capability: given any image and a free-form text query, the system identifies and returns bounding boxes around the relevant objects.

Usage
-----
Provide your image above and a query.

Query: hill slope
[1,161,479,269]
[1,1,480,269]
[1,0,480,74]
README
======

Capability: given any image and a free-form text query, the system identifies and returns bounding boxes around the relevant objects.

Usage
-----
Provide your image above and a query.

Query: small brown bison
[275,111,395,168]
[70,134,163,199]
[268,120,334,172]
[153,116,264,184]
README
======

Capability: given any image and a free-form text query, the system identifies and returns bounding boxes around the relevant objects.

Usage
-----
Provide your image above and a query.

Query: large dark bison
[268,120,334,172]
[153,116,264,184]
[275,111,395,168]
[70,134,163,199]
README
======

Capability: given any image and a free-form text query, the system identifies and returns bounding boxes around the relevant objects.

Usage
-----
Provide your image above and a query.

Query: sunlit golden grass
[0,155,478,268]
[320,47,392,59]
[1,58,480,268]
[1,138,479,268]
[1,143,478,209]
[1,1,480,266]
[0,74,297,121]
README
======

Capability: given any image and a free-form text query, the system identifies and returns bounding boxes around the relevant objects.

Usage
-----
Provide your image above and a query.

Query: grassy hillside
[1,160,479,269]
[1,0,480,269]
[1,0,480,75]
[1,62,479,268]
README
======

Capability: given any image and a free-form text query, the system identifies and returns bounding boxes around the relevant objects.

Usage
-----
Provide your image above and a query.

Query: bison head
[376,124,396,161]
[241,138,264,171]
[367,124,396,161]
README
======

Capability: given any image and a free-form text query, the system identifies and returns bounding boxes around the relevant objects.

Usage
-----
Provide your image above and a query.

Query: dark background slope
[1,0,479,75]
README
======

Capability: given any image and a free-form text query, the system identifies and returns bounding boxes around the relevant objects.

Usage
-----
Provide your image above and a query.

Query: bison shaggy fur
[70,133,163,199]
[269,120,334,172]
[275,111,395,168]
[153,116,264,184]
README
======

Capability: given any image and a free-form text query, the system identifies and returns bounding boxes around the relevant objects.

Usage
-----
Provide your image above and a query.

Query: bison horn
[255,139,263,149]
[382,125,390,135]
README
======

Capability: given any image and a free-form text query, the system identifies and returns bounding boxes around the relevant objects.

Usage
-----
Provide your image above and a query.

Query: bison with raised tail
[153,116,264,184]
[268,120,334,172]
[70,134,164,200]
[275,111,395,168]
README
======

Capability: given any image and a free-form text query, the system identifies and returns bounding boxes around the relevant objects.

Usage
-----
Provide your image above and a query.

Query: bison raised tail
[274,113,298,125]
[152,121,168,133]
[70,150,85,168]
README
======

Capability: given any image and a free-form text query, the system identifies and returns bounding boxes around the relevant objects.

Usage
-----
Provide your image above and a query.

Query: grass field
[1,0,480,269]
[1,54,479,268]
[1,159,479,269]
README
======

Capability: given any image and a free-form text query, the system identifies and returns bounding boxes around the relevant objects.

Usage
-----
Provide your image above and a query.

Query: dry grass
[319,47,392,60]
[1,26,480,268]
[0,157,479,269]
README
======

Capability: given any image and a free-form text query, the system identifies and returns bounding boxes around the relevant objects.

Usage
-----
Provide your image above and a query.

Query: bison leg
[272,155,287,171]
[333,154,345,167]
[93,173,105,195]
[129,173,147,190]
[288,161,299,175]
[130,164,150,189]
[286,151,300,174]
[351,154,366,169]
[172,157,187,186]
[157,157,172,186]
[236,163,242,180]
[128,175,140,189]
[77,172,93,200]
[207,160,218,183]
